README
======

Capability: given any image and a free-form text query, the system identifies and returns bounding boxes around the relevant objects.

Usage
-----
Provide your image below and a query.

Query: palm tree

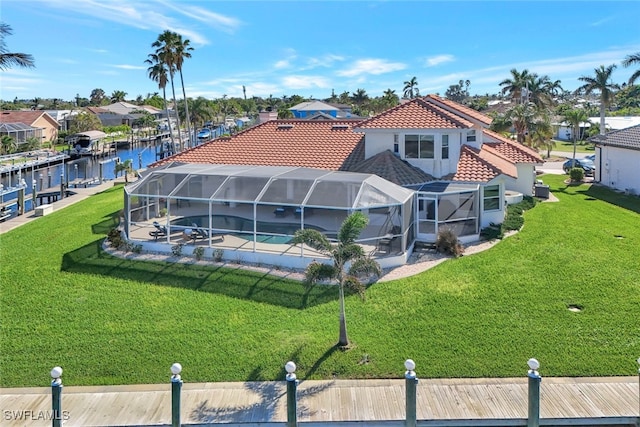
[110,90,127,103]
[172,33,194,147]
[526,114,554,158]
[506,102,537,143]
[145,53,175,146]
[562,108,590,165]
[1,135,17,155]
[499,68,534,103]
[291,212,382,348]
[351,88,369,108]
[575,64,619,135]
[0,23,35,71]
[403,77,419,99]
[114,159,133,183]
[152,31,184,150]
[622,52,640,85]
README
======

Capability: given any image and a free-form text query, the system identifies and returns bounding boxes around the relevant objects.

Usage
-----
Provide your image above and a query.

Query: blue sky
[2,0,639,103]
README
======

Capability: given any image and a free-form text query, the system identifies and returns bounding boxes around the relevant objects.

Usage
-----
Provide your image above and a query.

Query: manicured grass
[551,139,595,154]
[1,179,638,387]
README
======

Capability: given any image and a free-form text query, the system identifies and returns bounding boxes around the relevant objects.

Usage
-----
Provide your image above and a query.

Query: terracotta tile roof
[355,97,474,130]
[0,110,56,126]
[346,150,433,186]
[86,106,109,114]
[482,129,543,163]
[453,145,517,182]
[589,124,640,151]
[151,120,365,170]
[424,94,493,126]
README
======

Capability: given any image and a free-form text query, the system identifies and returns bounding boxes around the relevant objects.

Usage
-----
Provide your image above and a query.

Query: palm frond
[304,261,337,286]
[337,211,368,243]
[348,257,382,280]
[342,275,366,300]
[291,229,333,253]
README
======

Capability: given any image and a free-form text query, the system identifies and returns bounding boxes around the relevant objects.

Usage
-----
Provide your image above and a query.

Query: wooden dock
[0,377,637,426]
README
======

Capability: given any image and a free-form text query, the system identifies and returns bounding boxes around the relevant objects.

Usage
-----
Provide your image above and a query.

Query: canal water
[0,144,160,216]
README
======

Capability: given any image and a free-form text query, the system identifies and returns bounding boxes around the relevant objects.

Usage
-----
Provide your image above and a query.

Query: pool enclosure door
[415,190,480,242]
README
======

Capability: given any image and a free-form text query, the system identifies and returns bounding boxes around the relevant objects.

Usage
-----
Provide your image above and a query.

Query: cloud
[426,54,455,67]
[36,0,214,45]
[337,59,406,77]
[274,60,291,69]
[112,64,147,70]
[590,16,614,27]
[166,4,243,34]
[281,75,331,90]
[304,54,345,69]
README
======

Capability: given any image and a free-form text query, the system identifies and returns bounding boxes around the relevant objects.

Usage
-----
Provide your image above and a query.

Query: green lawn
[551,139,595,154]
[1,177,639,387]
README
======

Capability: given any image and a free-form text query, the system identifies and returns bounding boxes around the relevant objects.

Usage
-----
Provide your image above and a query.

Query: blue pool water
[172,214,326,244]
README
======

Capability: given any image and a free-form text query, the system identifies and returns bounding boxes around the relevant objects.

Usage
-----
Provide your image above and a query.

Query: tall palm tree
[562,108,590,165]
[575,64,619,135]
[0,23,35,71]
[152,31,183,150]
[526,114,554,158]
[499,68,534,103]
[622,52,640,85]
[403,77,419,99]
[292,212,381,348]
[172,33,194,147]
[351,88,369,108]
[145,53,174,146]
[110,90,127,103]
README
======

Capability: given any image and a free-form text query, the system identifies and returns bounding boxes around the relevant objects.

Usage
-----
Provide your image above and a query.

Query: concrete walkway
[1,376,637,426]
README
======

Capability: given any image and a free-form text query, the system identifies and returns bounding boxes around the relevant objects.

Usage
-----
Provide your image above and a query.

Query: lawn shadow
[579,185,640,214]
[60,239,338,310]
[190,347,334,424]
[91,211,121,235]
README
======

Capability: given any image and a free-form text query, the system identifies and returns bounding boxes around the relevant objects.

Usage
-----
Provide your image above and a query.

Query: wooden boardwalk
[0,377,637,426]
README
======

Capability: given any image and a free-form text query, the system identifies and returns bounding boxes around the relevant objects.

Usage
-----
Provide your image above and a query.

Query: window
[442,135,449,159]
[393,134,399,153]
[419,135,434,158]
[405,135,419,158]
[467,130,476,142]
[483,185,500,211]
[405,134,434,159]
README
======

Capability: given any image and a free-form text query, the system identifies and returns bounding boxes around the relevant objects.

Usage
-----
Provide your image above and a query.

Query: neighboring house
[289,100,357,119]
[0,110,59,144]
[589,124,640,194]
[151,95,542,246]
[555,116,640,141]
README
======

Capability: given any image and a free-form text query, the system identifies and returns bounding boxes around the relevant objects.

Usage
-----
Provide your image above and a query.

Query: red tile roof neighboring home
[356,97,474,130]
[453,145,517,182]
[0,110,59,142]
[152,120,365,170]
[423,94,493,127]
[482,129,543,163]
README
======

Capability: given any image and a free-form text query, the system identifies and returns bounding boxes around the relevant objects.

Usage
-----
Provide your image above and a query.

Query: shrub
[435,229,464,257]
[171,243,184,257]
[569,167,584,182]
[132,244,143,254]
[106,228,124,249]
[193,246,204,261]
[213,248,224,262]
[481,223,503,240]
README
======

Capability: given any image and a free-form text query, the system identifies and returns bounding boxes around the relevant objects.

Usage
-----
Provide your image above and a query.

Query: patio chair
[192,222,224,243]
[149,221,167,240]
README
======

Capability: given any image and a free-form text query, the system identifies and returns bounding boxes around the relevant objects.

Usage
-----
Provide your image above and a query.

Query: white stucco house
[123,95,543,268]
[590,124,640,194]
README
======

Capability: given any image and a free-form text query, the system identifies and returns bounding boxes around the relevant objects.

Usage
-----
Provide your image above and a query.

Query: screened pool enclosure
[123,164,415,268]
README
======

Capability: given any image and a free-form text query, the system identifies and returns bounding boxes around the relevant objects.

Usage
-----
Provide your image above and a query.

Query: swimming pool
[172,215,326,244]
